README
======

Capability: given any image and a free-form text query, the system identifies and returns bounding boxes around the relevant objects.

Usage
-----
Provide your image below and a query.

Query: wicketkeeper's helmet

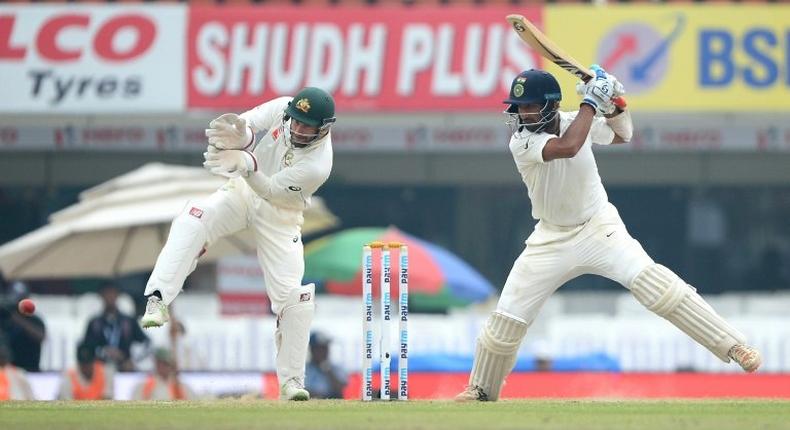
[284,87,336,145]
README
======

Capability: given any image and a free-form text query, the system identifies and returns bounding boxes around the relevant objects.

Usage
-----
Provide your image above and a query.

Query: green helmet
[284,87,336,129]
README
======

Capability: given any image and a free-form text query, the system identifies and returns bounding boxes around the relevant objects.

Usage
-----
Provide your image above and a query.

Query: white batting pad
[275,283,316,386]
[144,204,211,305]
[468,311,529,401]
[630,264,746,362]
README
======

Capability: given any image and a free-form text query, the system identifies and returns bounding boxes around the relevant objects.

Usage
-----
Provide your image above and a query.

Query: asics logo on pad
[299,292,312,302]
[189,207,204,218]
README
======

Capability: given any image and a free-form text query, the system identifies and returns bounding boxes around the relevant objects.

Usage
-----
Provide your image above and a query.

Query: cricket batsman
[140,87,336,401]
[456,68,762,402]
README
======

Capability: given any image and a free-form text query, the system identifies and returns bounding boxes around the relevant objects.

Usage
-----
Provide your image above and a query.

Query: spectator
[0,281,46,372]
[304,332,347,399]
[83,283,150,371]
[58,342,114,400]
[131,348,194,400]
[0,338,35,400]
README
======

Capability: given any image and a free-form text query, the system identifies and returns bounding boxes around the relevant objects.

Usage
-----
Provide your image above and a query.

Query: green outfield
[2,400,790,430]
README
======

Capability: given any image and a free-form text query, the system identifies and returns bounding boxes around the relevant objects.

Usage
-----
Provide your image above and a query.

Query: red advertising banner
[187,6,541,112]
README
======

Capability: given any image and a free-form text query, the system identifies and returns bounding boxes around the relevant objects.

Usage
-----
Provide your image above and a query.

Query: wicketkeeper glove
[204,113,255,150]
[202,146,256,178]
[202,147,280,202]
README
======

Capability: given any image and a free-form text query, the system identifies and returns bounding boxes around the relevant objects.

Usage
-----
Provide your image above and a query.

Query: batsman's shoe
[141,296,169,328]
[728,344,762,373]
[280,378,310,401]
[454,385,489,402]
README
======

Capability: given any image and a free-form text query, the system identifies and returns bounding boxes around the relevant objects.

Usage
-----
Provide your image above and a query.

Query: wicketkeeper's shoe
[728,344,762,373]
[280,378,310,401]
[454,385,489,402]
[140,295,169,328]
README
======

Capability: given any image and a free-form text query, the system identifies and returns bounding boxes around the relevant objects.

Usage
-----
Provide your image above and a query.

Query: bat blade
[506,14,626,108]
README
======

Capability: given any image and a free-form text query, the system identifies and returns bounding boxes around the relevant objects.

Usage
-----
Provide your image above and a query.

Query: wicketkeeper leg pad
[468,311,529,401]
[630,264,746,362]
[144,204,212,305]
[275,283,315,386]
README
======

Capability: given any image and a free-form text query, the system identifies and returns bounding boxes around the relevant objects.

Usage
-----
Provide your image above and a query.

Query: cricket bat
[506,14,627,109]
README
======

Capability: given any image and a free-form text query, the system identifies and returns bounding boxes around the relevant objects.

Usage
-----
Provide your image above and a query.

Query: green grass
[2,400,789,430]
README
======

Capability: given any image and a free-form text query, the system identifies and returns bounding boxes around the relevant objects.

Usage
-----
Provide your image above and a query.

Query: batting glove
[576,76,625,99]
[204,113,254,150]
[590,64,626,97]
[578,66,619,115]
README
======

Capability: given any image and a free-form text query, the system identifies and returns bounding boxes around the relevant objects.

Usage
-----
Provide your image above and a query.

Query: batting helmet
[503,69,562,133]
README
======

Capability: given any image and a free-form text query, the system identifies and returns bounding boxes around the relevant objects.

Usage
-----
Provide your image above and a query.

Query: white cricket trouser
[200,178,305,315]
[497,202,654,323]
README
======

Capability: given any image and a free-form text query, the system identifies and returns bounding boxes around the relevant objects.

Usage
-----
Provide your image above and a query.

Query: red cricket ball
[18,298,36,316]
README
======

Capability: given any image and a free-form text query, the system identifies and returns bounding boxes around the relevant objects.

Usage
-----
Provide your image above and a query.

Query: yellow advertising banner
[544,5,790,111]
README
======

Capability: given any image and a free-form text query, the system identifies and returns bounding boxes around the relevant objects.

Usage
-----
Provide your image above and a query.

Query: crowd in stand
[0,282,195,400]
[0,281,348,400]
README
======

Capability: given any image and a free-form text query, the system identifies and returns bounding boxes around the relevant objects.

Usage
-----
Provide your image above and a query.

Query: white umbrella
[0,163,339,279]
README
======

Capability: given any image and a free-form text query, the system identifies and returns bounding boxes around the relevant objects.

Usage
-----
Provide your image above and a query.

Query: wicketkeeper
[456,68,762,402]
[141,87,336,401]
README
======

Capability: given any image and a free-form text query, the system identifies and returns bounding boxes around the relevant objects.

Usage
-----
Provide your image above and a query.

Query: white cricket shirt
[240,96,333,211]
[509,110,615,227]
